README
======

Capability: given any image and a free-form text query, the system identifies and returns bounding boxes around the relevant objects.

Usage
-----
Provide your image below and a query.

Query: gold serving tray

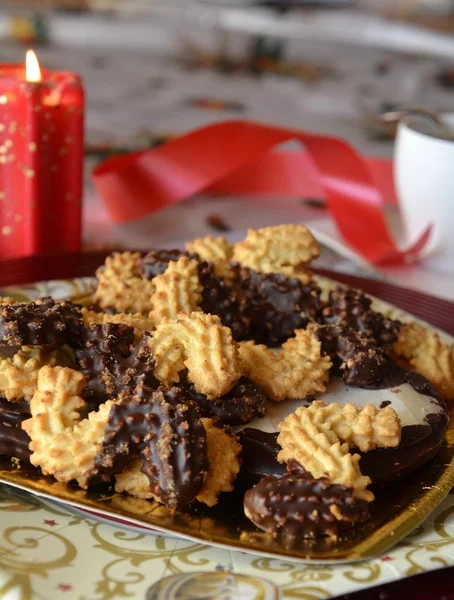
[0,279,453,563]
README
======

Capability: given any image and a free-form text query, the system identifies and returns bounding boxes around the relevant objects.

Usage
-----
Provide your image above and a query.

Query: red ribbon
[92,120,429,265]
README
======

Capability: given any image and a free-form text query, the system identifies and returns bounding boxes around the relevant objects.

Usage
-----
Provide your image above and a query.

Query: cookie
[149,257,203,325]
[244,471,370,538]
[0,298,82,349]
[233,224,320,274]
[277,406,374,502]
[392,323,454,400]
[95,385,209,509]
[186,234,233,278]
[0,345,73,402]
[94,251,155,315]
[239,329,332,402]
[150,311,240,399]
[186,377,267,426]
[322,287,400,346]
[81,307,154,342]
[22,366,114,488]
[115,417,241,508]
[286,401,401,453]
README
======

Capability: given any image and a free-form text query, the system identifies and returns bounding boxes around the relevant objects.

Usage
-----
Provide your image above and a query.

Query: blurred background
[1,0,454,259]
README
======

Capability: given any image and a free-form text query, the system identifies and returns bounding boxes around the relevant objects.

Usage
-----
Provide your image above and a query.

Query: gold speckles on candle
[28,142,37,152]
[8,122,17,134]
[58,147,68,156]
[4,140,12,149]
[42,134,49,142]
[65,192,74,201]
[65,136,73,144]
[2,226,11,236]
[0,192,5,200]
[20,164,35,179]
[44,112,52,120]
[0,96,8,105]
[14,214,22,223]
[51,164,59,172]
[0,124,4,132]
[48,212,57,221]
[34,105,42,112]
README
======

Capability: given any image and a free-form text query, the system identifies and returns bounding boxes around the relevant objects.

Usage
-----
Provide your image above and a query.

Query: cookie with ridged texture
[196,418,241,506]
[149,257,203,325]
[392,323,454,400]
[94,251,155,315]
[277,408,373,502]
[96,385,208,509]
[150,311,240,399]
[244,471,370,538]
[291,400,401,453]
[239,329,332,402]
[114,417,241,507]
[0,298,82,349]
[21,366,115,488]
[186,235,233,278]
[0,345,73,402]
[312,324,389,387]
[322,286,400,346]
[75,323,135,403]
[232,224,320,274]
[186,377,267,426]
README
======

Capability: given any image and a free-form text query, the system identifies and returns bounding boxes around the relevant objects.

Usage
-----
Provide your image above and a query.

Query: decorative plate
[0,275,452,564]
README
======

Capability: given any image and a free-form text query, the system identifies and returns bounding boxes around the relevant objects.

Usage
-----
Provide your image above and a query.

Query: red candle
[0,50,84,258]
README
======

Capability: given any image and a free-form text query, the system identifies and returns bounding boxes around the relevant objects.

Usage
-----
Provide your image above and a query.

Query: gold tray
[0,277,453,564]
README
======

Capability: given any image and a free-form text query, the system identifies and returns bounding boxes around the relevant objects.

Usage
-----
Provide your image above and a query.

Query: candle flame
[25,50,41,83]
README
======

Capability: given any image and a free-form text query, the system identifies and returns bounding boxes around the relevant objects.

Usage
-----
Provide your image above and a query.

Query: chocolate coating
[238,428,285,481]
[313,324,389,387]
[75,327,158,403]
[186,377,267,426]
[0,298,83,349]
[244,472,370,538]
[141,249,198,279]
[95,385,208,509]
[322,286,400,346]
[201,263,322,345]
[75,323,134,402]
[0,398,31,462]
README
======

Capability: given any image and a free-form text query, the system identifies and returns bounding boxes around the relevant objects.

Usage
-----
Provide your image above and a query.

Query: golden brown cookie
[22,366,114,488]
[232,224,320,275]
[285,401,401,453]
[149,257,203,325]
[239,329,332,402]
[0,346,74,402]
[392,323,454,400]
[196,418,241,507]
[81,308,154,342]
[150,312,240,399]
[94,252,155,315]
[277,409,374,502]
[186,234,233,278]
[114,460,161,501]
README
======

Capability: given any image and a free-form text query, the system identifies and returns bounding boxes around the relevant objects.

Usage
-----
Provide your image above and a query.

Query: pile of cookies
[0,224,452,539]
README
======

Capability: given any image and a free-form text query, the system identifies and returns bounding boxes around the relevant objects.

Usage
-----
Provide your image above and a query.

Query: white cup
[394,113,454,274]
